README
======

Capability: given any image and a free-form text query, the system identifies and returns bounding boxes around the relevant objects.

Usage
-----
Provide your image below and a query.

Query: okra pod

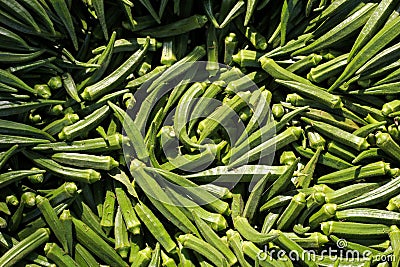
[317,161,390,184]
[321,221,390,238]
[44,242,79,267]
[51,152,118,170]
[72,218,128,267]
[302,117,369,151]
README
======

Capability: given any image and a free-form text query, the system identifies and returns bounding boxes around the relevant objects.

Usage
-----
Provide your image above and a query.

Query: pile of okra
[4,0,400,266]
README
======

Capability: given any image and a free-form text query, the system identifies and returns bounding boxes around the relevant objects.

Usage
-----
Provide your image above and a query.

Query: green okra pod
[389,225,400,267]
[226,229,252,267]
[0,228,50,267]
[59,210,73,256]
[243,173,270,222]
[376,131,400,161]
[317,161,390,184]
[321,221,390,238]
[114,182,141,234]
[51,152,119,170]
[36,195,68,253]
[330,16,400,91]
[81,39,149,101]
[44,243,79,267]
[277,80,342,109]
[308,203,337,229]
[134,201,176,253]
[325,182,381,204]
[302,117,369,151]
[0,169,45,189]
[193,213,237,265]
[114,206,130,258]
[74,243,100,267]
[100,181,116,232]
[22,150,101,184]
[260,195,293,212]
[276,192,306,230]
[73,218,128,267]
[139,15,208,38]
[59,105,110,141]
[338,176,400,210]
[234,216,280,244]
[336,208,400,225]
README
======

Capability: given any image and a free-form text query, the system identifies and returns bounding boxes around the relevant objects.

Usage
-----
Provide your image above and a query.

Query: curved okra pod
[352,121,387,138]
[177,234,229,266]
[233,216,280,244]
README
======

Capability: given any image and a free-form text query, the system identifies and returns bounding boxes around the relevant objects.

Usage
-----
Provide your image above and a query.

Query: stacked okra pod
[2,0,400,266]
